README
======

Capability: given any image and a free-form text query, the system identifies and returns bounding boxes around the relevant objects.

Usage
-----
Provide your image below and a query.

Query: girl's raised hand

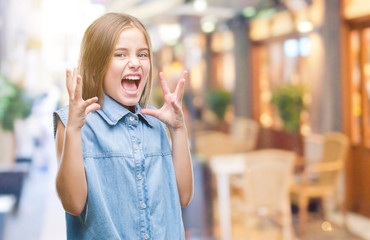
[66,68,100,130]
[141,71,187,131]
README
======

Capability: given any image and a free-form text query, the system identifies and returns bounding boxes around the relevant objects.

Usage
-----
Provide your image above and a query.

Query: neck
[128,105,136,113]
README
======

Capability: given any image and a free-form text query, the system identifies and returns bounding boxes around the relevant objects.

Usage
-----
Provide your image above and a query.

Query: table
[209,153,247,240]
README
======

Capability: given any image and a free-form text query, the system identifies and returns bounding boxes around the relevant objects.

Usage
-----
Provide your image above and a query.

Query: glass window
[348,27,370,147]
[254,36,312,134]
[350,30,362,144]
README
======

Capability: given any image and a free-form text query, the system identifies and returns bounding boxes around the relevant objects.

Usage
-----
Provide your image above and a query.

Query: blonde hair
[79,12,153,107]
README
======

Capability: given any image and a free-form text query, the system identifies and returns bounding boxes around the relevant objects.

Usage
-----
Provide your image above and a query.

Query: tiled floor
[211,196,365,240]
[3,169,49,240]
[2,154,66,240]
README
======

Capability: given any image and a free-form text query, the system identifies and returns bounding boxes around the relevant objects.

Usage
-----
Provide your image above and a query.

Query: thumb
[86,103,101,115]
[140,108,159,118]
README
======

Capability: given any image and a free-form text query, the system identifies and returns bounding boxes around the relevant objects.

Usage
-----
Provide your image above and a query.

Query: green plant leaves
[207,88,231,121]
[0,76,34,132]
[271,83,307,133]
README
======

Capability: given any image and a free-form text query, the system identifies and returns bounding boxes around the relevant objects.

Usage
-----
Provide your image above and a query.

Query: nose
[128,56,140,69]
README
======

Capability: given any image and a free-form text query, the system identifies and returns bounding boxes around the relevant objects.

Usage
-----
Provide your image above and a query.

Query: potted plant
[206,88,231,131]
[0,75,34,164]
[270,82,307,133]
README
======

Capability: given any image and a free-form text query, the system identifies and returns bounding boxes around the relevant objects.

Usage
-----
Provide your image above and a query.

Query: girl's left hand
[141,71,187,131]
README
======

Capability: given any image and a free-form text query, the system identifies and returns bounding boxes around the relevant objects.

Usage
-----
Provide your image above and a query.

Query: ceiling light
[297,21,313,33]
[158,24,182,46]
[284,39,298,58]
[193,0,207,12]
[201,16,216,33]
[242,7,256,18]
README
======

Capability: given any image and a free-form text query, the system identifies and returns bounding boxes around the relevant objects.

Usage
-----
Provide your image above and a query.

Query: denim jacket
[53,95,184,240]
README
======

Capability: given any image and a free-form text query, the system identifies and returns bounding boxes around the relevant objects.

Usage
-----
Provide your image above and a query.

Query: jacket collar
[96,94,153,127]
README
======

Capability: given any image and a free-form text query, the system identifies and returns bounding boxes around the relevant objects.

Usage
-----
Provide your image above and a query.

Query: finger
[175,78,186,103]
[140,108,160,118]
[171,100,182,114]
[180,70,188,81]
[83,96,99,108]
[159,72,170,95]
[175,71,187,102]
[84,97,100,114]
[86,103,101,115]
[174,71,187,94]
[75,74,83,100]
[72,67,78,81]
[66,69,74,98]
[72,68,78,97]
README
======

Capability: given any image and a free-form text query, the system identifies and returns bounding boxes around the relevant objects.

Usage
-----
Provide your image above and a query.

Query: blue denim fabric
[53,95,185,240]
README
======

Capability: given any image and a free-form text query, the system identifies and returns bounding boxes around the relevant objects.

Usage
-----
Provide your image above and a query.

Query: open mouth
[121,74,141,95]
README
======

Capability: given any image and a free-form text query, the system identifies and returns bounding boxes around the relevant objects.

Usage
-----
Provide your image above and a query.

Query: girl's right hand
[66,68,100,130]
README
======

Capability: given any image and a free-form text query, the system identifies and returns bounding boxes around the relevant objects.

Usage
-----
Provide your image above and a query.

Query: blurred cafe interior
[1,0,370,239]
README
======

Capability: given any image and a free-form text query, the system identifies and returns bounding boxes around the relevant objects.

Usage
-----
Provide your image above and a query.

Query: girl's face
[103,27,150,110]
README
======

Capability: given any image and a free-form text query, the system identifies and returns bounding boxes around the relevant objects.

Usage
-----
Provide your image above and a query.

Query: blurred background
[1,0,370,239]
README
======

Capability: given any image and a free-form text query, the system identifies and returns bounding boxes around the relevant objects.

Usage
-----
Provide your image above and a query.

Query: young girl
[53,12,193,239]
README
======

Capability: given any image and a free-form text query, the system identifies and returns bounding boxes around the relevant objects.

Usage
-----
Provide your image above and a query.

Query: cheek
[140,60,150,73]
[103,75,117,92]
[107,61,125,76]
[141,75,149,90]
[103,75,111,86]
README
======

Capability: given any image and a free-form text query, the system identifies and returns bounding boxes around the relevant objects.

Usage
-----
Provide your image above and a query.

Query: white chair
[227,118,260,203]
[195,117,260,161]
[195,131,240,161]
[230,117,260,152]
[290,132,349,234]
[303,133,324,165]
[240,149,296,240]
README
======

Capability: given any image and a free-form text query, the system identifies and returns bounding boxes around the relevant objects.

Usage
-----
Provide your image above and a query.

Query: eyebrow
[114,48,149,51]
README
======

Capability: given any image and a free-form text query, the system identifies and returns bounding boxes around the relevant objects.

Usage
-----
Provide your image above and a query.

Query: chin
[120,99,140,108]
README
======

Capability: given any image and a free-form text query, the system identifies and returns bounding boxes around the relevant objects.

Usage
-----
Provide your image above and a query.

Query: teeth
[125,76,140,80]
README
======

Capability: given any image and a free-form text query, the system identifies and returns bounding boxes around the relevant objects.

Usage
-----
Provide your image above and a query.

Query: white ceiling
[103,0,310,29]
[106,0,259,25]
